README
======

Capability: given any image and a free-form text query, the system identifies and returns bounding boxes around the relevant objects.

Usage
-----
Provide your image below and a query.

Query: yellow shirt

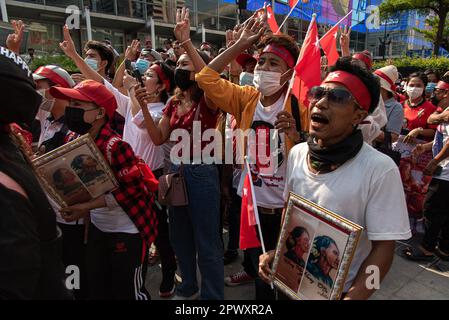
[196,66,309,156]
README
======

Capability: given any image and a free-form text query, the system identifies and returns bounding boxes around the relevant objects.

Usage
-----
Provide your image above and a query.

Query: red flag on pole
[239,165,261,250]
[256,5,279,34]
[319,24,339,67]
[293,15,321,105]
[288,0,301,8]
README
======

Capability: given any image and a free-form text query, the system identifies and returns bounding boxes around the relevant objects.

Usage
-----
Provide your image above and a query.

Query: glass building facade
[0,0,440,58]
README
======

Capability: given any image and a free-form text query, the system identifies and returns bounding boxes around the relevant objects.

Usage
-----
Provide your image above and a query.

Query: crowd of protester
[1,7,449,300]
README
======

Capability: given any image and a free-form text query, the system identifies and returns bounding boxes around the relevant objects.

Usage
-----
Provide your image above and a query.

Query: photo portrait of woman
[71,154,105,184]
[284,226,311,269]
[53,167,82,195]
[306,235,341,289]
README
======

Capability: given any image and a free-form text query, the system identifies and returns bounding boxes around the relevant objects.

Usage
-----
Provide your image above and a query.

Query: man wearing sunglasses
[259,57,411,300]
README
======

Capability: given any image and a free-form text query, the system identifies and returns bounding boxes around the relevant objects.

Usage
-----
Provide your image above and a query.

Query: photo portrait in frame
[31,134,118,207]
[272,193,363,300]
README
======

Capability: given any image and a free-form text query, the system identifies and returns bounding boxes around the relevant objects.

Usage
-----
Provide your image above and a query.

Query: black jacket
[0,132,71,299]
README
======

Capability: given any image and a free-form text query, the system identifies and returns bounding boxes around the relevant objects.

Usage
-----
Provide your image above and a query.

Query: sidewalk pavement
[145,231,449,300]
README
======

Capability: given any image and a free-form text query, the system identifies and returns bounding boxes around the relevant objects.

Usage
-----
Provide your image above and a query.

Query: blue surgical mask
[240,72,254,86]
[85,58,99,71]
[135,58,150,75]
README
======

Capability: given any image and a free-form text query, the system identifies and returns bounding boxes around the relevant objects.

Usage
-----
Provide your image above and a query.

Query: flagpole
[319,9,353,40]
[244,156,274,289]
[281,13,317,110]
[276,0,300,34]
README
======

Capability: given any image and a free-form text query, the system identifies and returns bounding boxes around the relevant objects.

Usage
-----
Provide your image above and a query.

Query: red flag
[319,24,339,67]
[239,170,261,250]
[293,15,321,105]
[255,5,279,34]
[288,0,301,8]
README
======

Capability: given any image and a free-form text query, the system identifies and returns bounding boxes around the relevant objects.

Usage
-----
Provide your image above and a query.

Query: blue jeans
[168,164,224,300]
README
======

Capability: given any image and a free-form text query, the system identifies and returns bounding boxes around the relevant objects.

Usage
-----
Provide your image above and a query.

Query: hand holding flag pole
[240,156,274,289]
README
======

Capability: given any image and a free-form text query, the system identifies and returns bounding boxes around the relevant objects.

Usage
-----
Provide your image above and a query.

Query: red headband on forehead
[323,71,371,111]
[436,80,449,91]
[150,64,170,92]
[261,44,295,68]
[352,53,372,70]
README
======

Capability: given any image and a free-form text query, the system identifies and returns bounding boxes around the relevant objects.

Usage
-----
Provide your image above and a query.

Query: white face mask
[253,70,288,96]
[37,89,56,112]
[406,86,424,100]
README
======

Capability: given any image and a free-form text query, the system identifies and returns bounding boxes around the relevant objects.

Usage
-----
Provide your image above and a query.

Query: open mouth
[310,113,329,124]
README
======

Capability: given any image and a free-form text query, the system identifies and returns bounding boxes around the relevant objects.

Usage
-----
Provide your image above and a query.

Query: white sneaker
[171,291,200,300]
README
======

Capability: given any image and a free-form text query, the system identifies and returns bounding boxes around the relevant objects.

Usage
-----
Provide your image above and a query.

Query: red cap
[236,53,257,68]
[33,65,75,88]
[49,80,117,118]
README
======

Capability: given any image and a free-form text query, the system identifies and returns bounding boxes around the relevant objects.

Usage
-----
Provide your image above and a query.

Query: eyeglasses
[308,86,355,105]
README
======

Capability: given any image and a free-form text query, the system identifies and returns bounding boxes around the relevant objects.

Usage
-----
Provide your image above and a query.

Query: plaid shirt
[95,124,158,245]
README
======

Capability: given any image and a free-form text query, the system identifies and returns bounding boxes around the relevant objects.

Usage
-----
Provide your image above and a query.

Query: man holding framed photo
[259,57,411,300]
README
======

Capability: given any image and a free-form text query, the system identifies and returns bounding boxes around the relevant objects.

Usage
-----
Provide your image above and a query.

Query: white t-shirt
[433,107,449,182]
[91,193,138,234]
[36,109,65,150]
[284,142,411,292]
[238,94,287,209]
[104,81,165,171]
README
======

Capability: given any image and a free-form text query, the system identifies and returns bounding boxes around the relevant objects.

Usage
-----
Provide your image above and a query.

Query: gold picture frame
[272,192,363,300]
[31,134,118,208]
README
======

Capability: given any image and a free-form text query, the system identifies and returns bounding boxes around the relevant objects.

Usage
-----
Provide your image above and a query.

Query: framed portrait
[31,134,118,208]
[272,193,363,300]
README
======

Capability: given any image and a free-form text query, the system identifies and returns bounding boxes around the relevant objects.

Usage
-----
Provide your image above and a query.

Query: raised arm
[132,84,171,145]
[112,40,140,95]
[208,12,266,73]
[59,25,104,84]
[6,20,25,55]
[340,26,351,57]
[173,8,207,74]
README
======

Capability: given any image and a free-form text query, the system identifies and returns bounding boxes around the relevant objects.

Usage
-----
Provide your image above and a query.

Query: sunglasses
[308,86,355,105]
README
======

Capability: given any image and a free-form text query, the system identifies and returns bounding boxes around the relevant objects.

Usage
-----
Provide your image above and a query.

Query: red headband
[34,66,71,88]
[150,64,170,92]
[261,44,295,68]
[323,71,371,111]
[352,53,372,70]
[436,80,449,91]
[374,69,396,92]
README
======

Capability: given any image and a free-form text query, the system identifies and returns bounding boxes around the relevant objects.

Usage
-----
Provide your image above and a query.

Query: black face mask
[174,69,195,91]
[64,107,92,134]
[431,95,440,106]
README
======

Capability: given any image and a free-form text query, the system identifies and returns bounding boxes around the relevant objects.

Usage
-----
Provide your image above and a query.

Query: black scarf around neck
[307,129,364,173]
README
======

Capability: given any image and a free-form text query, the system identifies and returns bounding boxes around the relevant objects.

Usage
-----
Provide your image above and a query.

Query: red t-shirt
[403,100,437,131]
[163,96,218,159]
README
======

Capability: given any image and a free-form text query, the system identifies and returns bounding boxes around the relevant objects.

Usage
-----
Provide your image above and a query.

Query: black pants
[86,224,150,300]
[153,169,177,280]
[227,187,242,251]
[58,223,87,300]
[244,212,282,300]
[422,178,449,253]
